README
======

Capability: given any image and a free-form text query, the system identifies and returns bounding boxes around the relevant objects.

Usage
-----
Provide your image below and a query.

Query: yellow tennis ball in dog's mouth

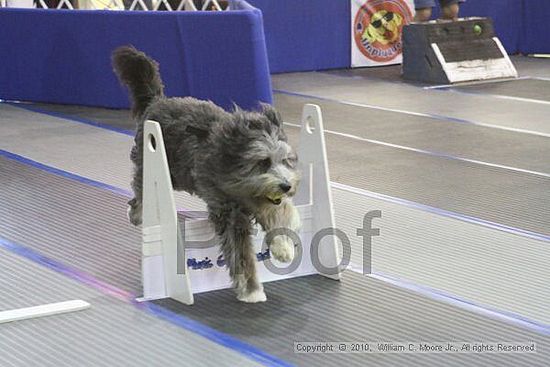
[266,192,283,205]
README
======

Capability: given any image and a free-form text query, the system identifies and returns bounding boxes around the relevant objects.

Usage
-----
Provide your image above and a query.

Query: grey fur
[112,46,301,302]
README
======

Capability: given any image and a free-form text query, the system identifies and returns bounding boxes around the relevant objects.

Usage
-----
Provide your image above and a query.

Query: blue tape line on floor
[273,89,477,125]
[0,149,132,198]
[0,236,294,367]
[8,102,134,136]
[371,271,550,337]
[3,103,550,339]
[333,183,550,243]
[273,89,550,138]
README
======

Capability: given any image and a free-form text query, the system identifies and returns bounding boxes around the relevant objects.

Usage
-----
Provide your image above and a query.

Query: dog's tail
[112,46,164,118]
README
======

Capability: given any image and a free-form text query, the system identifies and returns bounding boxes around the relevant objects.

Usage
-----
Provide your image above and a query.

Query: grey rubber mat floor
[1,156,549,367]
[1,110,549,328]
[28,102,134,131]
[0,248,263,367]
[163,274,550,367]
[271,73,550,136]
[274,96,550,236]
[13,98,550,236]
[27,91,550,173]
[451,78,550,102]
[2,55,549,366]
[273,94,550,174]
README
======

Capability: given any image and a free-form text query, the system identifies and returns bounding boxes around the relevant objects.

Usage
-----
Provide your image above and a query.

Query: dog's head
[213,104,300,208]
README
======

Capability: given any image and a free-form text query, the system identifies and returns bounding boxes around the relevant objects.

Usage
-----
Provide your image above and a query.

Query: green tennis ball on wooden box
[473,24,483,35]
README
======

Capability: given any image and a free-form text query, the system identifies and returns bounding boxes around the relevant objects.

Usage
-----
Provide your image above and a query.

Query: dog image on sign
[351,0,414,67]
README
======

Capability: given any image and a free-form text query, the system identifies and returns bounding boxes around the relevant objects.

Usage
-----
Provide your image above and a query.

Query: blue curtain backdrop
[520,0,550,54]
[247,0,351,73]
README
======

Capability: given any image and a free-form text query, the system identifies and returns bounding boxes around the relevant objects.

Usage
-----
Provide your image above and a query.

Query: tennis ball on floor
[473,24,482,36]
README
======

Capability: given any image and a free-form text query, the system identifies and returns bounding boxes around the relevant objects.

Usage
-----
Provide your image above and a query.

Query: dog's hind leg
[127,141,144,226]
[210,205,266,303]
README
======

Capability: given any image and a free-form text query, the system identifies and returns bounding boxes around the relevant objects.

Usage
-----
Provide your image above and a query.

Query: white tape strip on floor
[1,105,549,327]
[274,89,550,138]
[422,76,530,90]
[0,300,91,324]
[447,89,550,106]
[282,122,550,178]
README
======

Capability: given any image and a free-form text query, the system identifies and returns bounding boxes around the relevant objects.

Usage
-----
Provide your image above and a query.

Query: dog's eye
[283,158,297,168]
[257,158,271,172]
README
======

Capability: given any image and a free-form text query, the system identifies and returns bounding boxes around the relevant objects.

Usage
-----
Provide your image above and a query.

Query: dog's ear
[260,103,282,127]
[186,125,209,140]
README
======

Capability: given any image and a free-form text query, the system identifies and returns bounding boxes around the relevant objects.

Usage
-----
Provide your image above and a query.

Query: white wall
[6,0,35,7]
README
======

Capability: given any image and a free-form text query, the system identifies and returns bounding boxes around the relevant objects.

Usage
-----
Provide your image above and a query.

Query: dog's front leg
[257,199,301,263]
[210,205,266,303]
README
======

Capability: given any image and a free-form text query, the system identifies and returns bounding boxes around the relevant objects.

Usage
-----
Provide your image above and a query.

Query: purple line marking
[0,149,132,198]
[371,271,550,337]
[3,101,550,339]
[273,89,477,125]
[333,183,550,243]
[0,236,294,367]
[7,101,134,136]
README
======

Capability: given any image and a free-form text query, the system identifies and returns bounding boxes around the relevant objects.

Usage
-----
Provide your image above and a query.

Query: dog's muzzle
[265,182,293,205]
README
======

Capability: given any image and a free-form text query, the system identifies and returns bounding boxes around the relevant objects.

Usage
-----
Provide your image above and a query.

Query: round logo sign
[354,0,413,62]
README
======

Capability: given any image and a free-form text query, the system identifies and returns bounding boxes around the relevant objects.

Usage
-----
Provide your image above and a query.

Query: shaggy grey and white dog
[112,46,301,303]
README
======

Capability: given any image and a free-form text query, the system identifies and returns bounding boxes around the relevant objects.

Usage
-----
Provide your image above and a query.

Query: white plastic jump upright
[140,104,341,305]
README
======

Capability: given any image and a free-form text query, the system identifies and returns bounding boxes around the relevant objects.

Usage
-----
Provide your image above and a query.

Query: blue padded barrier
[0,3,272,110]
[1,0,546,98]
[247,0,351,73]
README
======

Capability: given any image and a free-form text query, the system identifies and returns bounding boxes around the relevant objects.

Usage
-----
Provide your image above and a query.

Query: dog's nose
[279,183,291,193]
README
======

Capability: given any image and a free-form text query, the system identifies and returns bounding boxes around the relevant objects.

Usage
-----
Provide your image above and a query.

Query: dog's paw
[270,236,295,263]
[127,205,142,226]
[237,288,267,303]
